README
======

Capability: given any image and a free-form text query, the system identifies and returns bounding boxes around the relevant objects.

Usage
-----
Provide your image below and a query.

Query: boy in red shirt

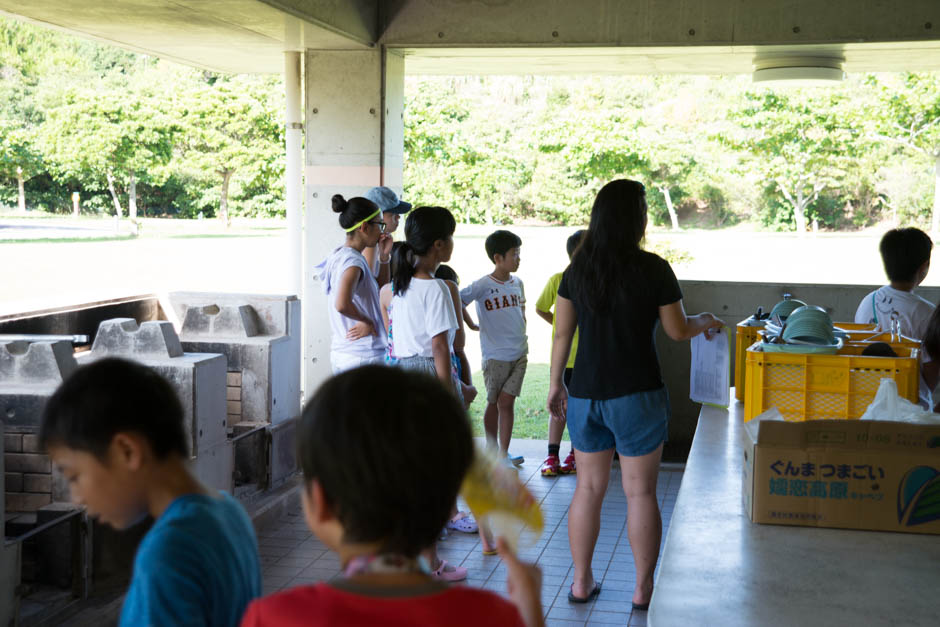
[240,365,543,627]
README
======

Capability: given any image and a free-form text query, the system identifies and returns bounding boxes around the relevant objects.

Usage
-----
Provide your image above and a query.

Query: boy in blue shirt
[40,358,261,627]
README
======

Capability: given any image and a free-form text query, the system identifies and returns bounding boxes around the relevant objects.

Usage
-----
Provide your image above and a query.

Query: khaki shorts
[482,356,528,403]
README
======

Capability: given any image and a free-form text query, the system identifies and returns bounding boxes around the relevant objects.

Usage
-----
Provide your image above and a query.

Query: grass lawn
[466,363,567,441]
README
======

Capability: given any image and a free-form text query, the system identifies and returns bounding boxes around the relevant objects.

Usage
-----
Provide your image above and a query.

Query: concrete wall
[659,280,940,461]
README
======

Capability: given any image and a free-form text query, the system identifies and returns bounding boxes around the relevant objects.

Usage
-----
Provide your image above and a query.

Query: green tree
[871,72,940,232]
[724,88,858,234]
[174,73,284,224]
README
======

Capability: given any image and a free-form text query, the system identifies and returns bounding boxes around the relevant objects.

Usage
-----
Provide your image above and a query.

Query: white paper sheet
[690,327,730,407]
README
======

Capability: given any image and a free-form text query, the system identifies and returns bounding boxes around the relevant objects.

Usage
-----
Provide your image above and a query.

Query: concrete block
[5,472,22,493]
[174,293,301,427]
[226,386,241,401]
[227,400,242,415]
[227,371,242,386]
[0,394,51,431]
[85,326,228,456]
[169,292,298,337]
[0,339,76,385]
[190,440,233,493]
[23,473,52,493]
[6,491,51,511]
[269,418,298,487]
[181,304,261,338]
[5,452,51,474]
[91,319,183,358]
[22,433,42,453]
[3,433,22,453]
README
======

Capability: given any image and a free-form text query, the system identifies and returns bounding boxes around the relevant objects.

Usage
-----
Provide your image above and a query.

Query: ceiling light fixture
[752,56,845,86]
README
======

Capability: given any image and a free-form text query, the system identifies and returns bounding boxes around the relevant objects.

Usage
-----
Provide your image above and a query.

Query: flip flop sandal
[446,511,478,534]
[568,582,601,604]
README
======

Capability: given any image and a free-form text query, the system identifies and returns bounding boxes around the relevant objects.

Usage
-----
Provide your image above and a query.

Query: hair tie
[344,208,381,232]
[405,248,418,268]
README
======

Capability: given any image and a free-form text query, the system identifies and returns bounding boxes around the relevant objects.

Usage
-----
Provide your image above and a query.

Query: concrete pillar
[303,48,405,397]
[284,51,303,299]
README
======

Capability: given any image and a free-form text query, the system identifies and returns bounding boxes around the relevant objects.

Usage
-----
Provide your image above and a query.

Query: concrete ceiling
[0,0,376,74]
[1,0,939,76]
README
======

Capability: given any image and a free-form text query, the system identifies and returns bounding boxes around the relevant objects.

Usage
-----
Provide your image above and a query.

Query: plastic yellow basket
[743,343,920,422]
[734,321,878,401]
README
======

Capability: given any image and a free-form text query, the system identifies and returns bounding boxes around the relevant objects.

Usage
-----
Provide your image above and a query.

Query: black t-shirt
[558,251,682,400]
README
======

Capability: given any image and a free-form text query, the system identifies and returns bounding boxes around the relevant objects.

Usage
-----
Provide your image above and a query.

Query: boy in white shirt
[855,227,935,407]
[461,230,528,466]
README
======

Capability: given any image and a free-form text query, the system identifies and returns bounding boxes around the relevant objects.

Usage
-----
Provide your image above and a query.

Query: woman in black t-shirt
[547,179,723,609]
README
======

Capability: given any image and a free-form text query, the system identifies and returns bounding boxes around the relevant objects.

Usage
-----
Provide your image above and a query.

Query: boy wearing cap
[363,186,412,277]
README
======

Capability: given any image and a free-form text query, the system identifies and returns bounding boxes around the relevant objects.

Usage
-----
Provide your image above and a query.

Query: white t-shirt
[460,275,528,362]
[315,246,387,359]
[855,285,934,341]
[855,285,936,408]
[389,278,458,359]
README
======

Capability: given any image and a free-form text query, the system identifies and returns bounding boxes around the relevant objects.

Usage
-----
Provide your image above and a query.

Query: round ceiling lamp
[752,56,845,86]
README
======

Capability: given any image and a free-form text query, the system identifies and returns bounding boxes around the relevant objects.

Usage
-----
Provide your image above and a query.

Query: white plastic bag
[744,407,785,443]
[860,379,940,424]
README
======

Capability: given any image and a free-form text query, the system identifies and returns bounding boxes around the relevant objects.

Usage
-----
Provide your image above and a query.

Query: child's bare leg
[548,414,565,448]
[496,392,516,457]
[479,520,496,553]
[483,402,499,449]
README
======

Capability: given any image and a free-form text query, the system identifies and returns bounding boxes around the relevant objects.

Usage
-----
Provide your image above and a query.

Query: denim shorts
[566,386,670,457]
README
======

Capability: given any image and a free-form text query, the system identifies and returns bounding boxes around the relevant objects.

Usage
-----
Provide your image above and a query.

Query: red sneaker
[540,454,561,476]
[560,451,577,474]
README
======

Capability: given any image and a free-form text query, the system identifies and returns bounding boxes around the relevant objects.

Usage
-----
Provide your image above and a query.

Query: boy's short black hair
[880,227,933,283]
[485,230,522,263]
[566,229,586,259]
[434,264,459,284]
[299,366,473,557]
[40,357,188,460]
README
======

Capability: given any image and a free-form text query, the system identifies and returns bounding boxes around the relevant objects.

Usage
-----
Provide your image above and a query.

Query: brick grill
[4,431,53,511]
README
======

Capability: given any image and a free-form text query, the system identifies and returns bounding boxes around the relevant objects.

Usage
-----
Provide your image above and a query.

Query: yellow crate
[733,321,878,401]
[743,343,920,422]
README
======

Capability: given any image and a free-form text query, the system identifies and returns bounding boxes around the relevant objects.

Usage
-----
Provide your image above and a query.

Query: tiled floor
[257,439,682,627]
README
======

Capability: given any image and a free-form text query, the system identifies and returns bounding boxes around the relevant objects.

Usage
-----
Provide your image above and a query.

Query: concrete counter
[649,400,940,627]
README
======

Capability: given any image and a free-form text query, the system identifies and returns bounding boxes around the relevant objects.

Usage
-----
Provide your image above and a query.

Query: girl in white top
[384,206,462,394]
[315,194,393,374]
[379,206,471,583]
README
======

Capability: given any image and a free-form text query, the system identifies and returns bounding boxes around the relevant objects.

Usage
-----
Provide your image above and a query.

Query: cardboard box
[743,419,940,535]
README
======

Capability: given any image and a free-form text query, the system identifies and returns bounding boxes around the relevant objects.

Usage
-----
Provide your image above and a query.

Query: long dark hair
[566,179,647,311]
[332,194,378,231]
[392,206,456,295]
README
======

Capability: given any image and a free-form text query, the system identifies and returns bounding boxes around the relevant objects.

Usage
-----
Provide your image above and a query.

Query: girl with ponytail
[314,194,393,374]
[378,206,471,582]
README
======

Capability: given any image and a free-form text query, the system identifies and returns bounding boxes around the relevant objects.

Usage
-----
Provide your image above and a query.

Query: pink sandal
[430,559,467,582]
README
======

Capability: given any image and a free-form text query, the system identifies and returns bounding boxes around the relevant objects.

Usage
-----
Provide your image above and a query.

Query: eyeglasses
[369,220,387,232]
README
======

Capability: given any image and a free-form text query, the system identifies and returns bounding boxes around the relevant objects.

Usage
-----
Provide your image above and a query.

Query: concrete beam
[383,0,940,48]
[258,0,377,47]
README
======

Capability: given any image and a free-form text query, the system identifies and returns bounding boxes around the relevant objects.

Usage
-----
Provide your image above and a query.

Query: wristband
[379,256,391,264]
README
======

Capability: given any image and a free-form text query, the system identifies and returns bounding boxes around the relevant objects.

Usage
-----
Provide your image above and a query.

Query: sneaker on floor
[540,454,561,476]
[560,451,577,474]
[508,453,524,466]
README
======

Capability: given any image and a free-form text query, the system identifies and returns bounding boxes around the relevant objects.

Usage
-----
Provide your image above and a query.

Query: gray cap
[365,186,412,215]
